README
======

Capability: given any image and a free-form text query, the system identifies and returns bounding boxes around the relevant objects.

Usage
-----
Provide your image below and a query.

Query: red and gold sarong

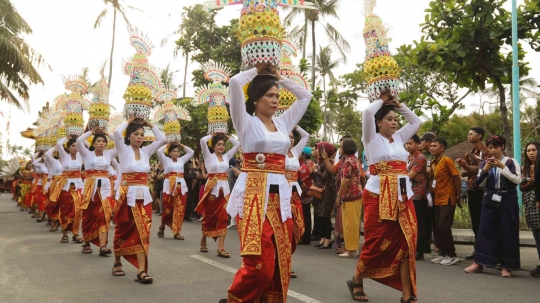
[45,176,61,220]
[58,188,82,234]
[81,170,109,209]
[228,193,293,303]
[113,173,151,270]
[162,191,186,236]
[82,191,112,246]
[358,160,417,297]
[194,172,229,240]
[287,169,305,253]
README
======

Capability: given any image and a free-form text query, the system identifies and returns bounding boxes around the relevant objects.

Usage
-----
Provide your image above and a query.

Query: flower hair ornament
[122,129,127,138]
[242,82,250,102]
[207,138,213,149]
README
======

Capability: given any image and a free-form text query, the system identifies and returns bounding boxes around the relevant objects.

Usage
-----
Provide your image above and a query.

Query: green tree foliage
[0,0,48,110]
[414,0,532,155]
[518,0,540,51]
[284,0,351,90]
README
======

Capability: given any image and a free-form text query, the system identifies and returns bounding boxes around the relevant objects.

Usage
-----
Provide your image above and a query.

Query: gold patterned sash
[194,172,228,214]
[239,153,285,256]
[50,171,82,202]
[166,172,185,196]
[81,170,109,209]
[369,161,408,221]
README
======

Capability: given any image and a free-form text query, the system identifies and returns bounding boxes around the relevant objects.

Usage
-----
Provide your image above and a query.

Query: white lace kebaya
[285,126,309,196]
[157,144,195,196]
[227,67,313,222]
[56,139,84,191]
[200,135,241,197]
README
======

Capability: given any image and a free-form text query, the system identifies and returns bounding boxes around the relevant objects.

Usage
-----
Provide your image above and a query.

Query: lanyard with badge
[432,156,444,189]
[491,166,502,203]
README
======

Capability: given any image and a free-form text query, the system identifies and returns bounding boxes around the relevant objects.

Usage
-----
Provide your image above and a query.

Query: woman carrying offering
[465,135,521,277]
[347,92,421,302]
[31,153,48,222]
[219,63,312,303]
[286,126,309,278]
[111,117,165,284]
[157,142,194,240]
[196,133,240,257]
[76,126,116,255]
[51,137,84,244]
[44,147,63,232]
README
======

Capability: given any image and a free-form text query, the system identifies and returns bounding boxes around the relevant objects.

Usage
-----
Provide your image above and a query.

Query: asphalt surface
[1,194,539,303]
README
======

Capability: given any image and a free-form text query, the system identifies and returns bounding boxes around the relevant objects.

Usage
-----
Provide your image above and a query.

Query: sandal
[31,214,37,218]
[60,235,69,243]
[346,277,369,302]
[99,246,112,256]
[217,249,230,258]
[135,271,153,284]
[157,226,164,238]
[49,226,58,232]
[36,217,43,222]
[72,235,84,244]
[400,297,417,303]
[173,234,184,240]
[82,245,92,254]
[290,271,297,278]
[200,242,208,253]
[112,263,125,276]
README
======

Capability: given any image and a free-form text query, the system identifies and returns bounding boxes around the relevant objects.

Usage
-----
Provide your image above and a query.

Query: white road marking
[189,255,324,303]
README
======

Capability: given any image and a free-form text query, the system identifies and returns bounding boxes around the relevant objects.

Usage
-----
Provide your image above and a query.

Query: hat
[420,132,436,142]
[302,147,312,157]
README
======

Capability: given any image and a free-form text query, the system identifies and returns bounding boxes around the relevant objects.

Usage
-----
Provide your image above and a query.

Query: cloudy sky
[1,0,538,155]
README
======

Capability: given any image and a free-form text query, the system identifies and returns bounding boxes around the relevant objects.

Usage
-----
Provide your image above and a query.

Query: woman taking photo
[157,142,194,240]
[76,126,116,255]
[465,135,521,277]
[312,142,337,250]
[111,117,165,284]
[347,92,421,302]
[335,138,363,258]
[219,63,312,303]
[521,142,540,277]
[51,137,84,244]
[196,133,240,257]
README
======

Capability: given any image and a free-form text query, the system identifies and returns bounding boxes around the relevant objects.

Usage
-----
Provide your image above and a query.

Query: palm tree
[8,145,22,158]
[0,0,48,110]
[94,0,140,89]
[284,0,351,90]
[314,46,340,141]
[22,148,32,158]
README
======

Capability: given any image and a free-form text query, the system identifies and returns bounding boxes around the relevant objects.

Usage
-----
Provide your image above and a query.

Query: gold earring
[254,102,257,105]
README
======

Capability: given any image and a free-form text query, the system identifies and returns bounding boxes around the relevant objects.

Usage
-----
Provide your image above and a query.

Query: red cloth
[113,199,152,271]
[316,142,336,164]
[33,185,47,211]
[161,189,187,234]
[298,160,314,198]
[291,191,304,254]
[200,191,228,240]
[355,189,417,297]
[58,189,82,234]
[82,192,111,247]
[227,193,293,303]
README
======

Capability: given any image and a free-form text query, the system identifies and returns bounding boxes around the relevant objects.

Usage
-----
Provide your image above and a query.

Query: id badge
[432,180,436,188]
[492,194,502,202]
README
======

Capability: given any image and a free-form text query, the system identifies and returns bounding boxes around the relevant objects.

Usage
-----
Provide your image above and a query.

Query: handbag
[308,186,325,199]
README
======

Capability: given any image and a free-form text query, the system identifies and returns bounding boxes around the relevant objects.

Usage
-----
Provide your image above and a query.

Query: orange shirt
[431,155,460,206]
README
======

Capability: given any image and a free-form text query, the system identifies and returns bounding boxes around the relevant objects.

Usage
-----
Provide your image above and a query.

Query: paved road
[0,194,539,303]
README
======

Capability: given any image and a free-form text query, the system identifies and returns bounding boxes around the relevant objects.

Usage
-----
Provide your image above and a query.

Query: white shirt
[227,68,313,222]
[77,131,117,201]
[113,122,166,206]
[31,153,48,185]
[362,99,422,200]
[157,144,195,196]
[56,138,84,191]
[200,135,241,197]
[285,126,309,195]
[44,147,63,191]
[111,158,121,192]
